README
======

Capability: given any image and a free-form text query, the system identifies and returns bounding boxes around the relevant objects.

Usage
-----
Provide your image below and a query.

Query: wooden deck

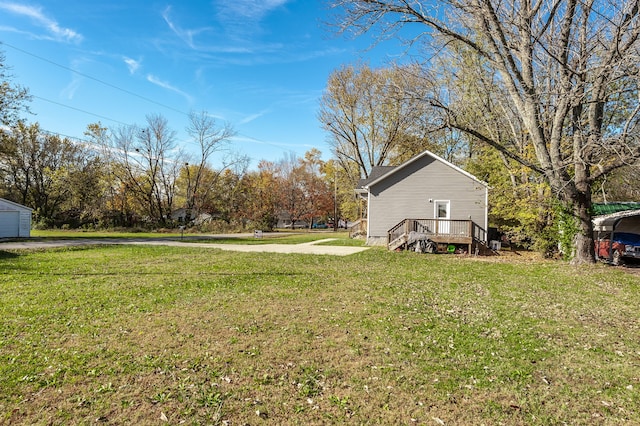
[387,219,487,253]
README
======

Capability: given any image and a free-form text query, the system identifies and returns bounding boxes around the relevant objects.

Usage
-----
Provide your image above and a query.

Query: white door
[435,200,450,234]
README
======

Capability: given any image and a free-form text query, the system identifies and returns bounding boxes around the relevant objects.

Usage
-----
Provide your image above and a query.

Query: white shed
[0,198,32,238]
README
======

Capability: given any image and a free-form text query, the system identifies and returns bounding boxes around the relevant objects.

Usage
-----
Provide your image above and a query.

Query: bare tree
[333,0,640,263]
[102,115,180,225]
[183,111,236,221]
[138,114,181,225]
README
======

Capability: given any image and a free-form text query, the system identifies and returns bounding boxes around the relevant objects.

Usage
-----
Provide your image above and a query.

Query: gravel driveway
[0,237,370,256]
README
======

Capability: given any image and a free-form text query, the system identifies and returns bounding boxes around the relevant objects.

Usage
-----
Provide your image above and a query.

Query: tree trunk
[570,191,596,265]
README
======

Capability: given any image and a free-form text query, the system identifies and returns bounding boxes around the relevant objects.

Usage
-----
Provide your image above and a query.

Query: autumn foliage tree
[0,122,104,225]
[244,160,281,230]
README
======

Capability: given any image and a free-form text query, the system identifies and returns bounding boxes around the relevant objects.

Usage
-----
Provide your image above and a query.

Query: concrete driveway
[0,237,370,256]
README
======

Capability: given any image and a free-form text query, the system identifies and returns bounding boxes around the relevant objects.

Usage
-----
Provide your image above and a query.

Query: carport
[593,204,640,264]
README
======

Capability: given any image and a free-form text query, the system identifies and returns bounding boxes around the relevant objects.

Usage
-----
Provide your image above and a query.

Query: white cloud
[146,74,194,104]
[213,0,290,42]
[161,7,254,54]
[217,0,289,21]
[60,75,82,100]
[238,109,270,125]
[162,6,213,50]
[123,57,141,74]
[0,2,82,43]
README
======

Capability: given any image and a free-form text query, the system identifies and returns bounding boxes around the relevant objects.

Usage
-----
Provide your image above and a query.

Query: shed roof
[0,198,33,212]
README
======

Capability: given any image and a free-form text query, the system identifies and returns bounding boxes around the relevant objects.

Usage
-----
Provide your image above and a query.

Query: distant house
[170,208,213,226]
[355,150,489,252]
[276,212,308,229]
[0,198,32,238]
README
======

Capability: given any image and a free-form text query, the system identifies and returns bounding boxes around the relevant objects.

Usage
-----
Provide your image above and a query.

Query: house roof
[357,166,396,189]
[0,198,33,212]
[592,202,640,216]
[358,150,488,190]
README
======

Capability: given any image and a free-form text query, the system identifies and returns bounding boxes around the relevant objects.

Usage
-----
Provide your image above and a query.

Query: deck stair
[348,218,367,238]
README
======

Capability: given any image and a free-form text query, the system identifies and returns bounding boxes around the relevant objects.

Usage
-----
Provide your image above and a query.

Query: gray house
[0,198,32,238]
[356,150,489,251]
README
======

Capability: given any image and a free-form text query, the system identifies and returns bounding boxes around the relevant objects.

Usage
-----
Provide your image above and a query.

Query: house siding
[366,155,487,244]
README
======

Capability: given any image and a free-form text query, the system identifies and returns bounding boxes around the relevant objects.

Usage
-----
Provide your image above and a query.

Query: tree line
[0,117,347,231]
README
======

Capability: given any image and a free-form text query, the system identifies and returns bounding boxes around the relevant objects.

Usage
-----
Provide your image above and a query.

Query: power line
[1,41,295,157]
[1,40,189,117]
[33,95,131,127]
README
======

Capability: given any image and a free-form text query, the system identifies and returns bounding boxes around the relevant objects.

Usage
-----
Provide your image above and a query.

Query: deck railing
[388,218,486,249]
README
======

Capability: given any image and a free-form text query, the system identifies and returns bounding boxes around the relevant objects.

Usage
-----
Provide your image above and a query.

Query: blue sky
[0,0,403,168]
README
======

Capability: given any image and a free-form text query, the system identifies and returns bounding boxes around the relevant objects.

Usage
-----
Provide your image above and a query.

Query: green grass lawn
[0,243,638,425]
[30,229,186,239]
[29,229,356,245]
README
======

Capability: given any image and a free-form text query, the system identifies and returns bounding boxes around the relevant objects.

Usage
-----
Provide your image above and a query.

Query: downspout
[366,186,371,244]
[484,186,489,242]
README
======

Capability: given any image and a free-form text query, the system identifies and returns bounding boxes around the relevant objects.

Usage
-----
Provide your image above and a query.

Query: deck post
[405,220,409,240]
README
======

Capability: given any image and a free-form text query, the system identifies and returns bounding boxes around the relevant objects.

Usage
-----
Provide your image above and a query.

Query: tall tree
[0,49,32,201]
[183,110,236,221]
[99,115,181,226]
[277,152,308,228]
[300,149,334,224]
[86,122,139,226]
[333,0,640,263]
[142,114,181,225]
[318,63,430,179]
[277,149,333,228]
[245,160,281,230]
[323,158,362,225]
[209,162,250,226]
